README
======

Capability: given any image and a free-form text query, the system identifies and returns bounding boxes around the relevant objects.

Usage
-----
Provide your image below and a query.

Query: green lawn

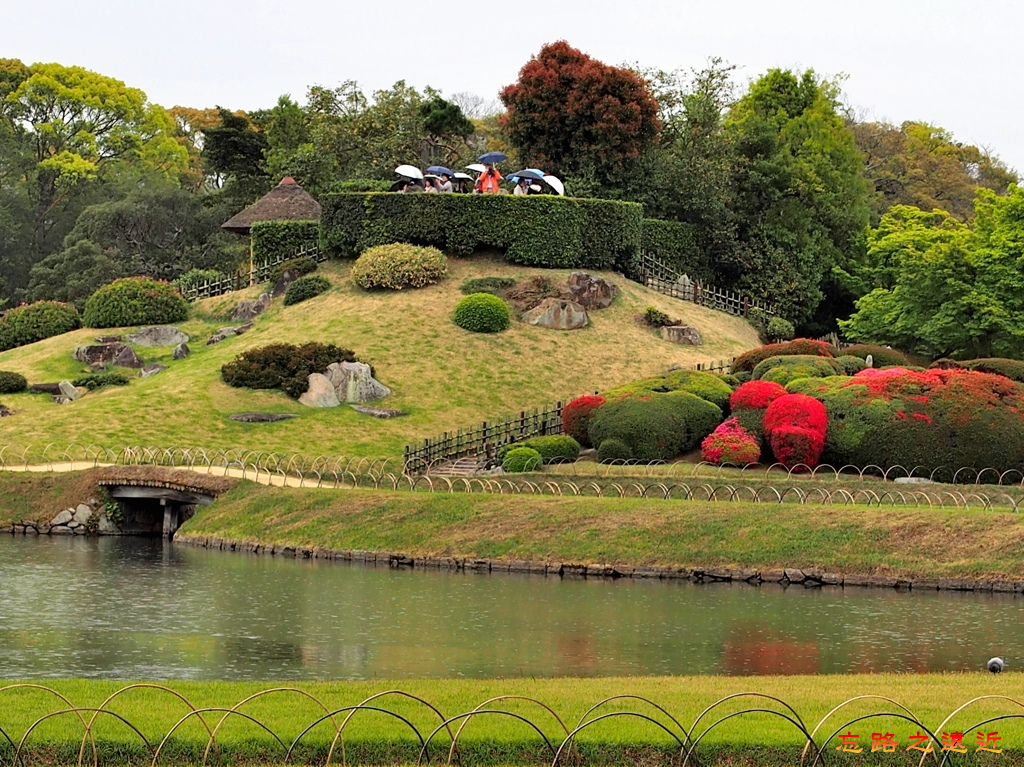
[0,258,760,459]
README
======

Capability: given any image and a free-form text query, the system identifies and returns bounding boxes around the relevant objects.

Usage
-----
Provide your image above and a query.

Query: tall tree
[499,41,661,188]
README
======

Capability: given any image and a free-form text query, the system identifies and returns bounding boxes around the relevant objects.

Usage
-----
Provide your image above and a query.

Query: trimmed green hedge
[83,278,188,329]
[640,219,709,281]
[71,371,131,390]
[589,391,722,462]
[0,371,28,394]
[752,355,844,386]
[502,447,543,473]
[603,369,733,411]
[453,293,511,333]
[320,193,642,270]
[283,275,331,306]
[352,244,447,290]
[0,300,81,352]
[962,358,1024,383]
[251,220,319,266]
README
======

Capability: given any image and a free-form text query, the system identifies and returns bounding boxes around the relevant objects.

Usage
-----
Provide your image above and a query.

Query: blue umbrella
[426,165,453,176]
[507,168,545,183]
[478,151,507,164]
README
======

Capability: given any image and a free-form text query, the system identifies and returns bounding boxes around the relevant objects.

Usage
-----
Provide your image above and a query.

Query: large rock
[58,381,81,401]
[351,405,406,419]
[73,504,93,525]
[326,362,391,402]
[126,326,189,347]
[207,322,253,345]
[112,345,144,368]
[659,325,703,346]
[271,268,300,299]
[172,343,190,360]
[298,373,340,408]
[30,383,62,395]
[231,293,272,322]
[141,363,168,378]
[74,343,126,366]
[564,272,618,309]
[52,509,73,526]
[522,298,589,330]
[0,404,12,417]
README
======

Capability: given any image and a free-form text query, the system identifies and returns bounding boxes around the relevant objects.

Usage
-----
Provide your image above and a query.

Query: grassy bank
[2,674,1022,765]
[179,481,1024,580]
[0,258,759,458]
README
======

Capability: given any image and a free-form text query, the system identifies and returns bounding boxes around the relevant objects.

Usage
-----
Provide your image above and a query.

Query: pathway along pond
[0,536,1018,680]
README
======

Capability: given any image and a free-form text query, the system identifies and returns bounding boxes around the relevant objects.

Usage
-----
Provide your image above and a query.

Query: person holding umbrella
[513,178,530,196]
[475,164,502,194]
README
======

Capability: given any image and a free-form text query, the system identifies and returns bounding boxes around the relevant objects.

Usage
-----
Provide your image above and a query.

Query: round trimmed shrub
[963,358,1024,383]
[588,391,722,462]
[730,380,788,412]
[840,344,910,368]
[283,275,331,306]
[701,417,761,465]
[221,342,360,399]
[769,425,826,469]
[562,394,606,447]
[0,300,81,351]
[0,371,27,394]
[597,438,632,463]
[763,394,828,442]
[603,369,732,410]
[732,339,836,374]
[453,293,511,333]
[352,244,448,290]
[766,316,795,342]
[752,355,843,386]
[502,447,543,473]
[520,435,581,463]
[83,277,188,328]
[835,355,868,375]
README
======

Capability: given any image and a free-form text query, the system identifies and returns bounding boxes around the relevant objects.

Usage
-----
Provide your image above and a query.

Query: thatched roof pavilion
[221,177,321,235]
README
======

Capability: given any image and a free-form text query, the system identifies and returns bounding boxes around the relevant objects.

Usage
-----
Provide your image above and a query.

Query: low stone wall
[174,535,1024,594]
[6,497,121,536]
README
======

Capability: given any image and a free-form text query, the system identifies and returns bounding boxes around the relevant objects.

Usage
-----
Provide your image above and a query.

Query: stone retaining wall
[173,535,1023,594]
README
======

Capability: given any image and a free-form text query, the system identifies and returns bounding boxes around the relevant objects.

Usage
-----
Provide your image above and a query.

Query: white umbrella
[465,163,487,173]
[395,164,424,180]
[453,172,473,180]
[542,175,565,196]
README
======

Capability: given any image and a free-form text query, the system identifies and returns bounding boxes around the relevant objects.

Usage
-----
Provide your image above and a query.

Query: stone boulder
[172,343,190,360]
[74,343,123,366]
[206,322,252,345]
[522,298,589,330]
[126,326,189,347]
[73,504,93,525]
[564,272,618,309]
[229,412,299,423]
[326,361,391,402]
[112,345,144,368]
[57,381,81,401]
[141,363,168,378]
[659,325,703,346]
[298,373,340,408]
[351,405,406,419]
[30,383,62,395]
[231,293,272,322]
[271,268,300,299]
[52,509,73,526]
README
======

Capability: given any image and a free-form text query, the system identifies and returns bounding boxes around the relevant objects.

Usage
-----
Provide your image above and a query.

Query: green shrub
[251,220,319,266]
[332,178,392,193]
[269,257,317,285]
[459,277,517,295]
[963,358,1024,383]
[0,301,81,352]
[639,219,709,281]
[643,306,673,327]
[320,193,642,270]
[752,355,844,386]
[733,371,751,384]
[835,356,868,375]
[351,244,448,290]
[71,371,131,390]
[0,371,27,394]
[83,277,188,329]
[283,275,331,306]
[221,343,359,399]
[732,339,836,373]
[840,344,910,368]
[174,269,227,296]
[597,438,633,463]
[588,391,722,462]
[519,435,581,463]
[718,374,742,389]
[502,447,543,473]
[453,293,511,333]
[604,369,732,411]
[766,316,795,342]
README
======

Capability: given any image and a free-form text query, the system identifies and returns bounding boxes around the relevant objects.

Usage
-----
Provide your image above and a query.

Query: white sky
[4,0,1022,172]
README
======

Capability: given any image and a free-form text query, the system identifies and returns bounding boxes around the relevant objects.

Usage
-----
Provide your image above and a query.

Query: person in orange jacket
[475,164,502,194]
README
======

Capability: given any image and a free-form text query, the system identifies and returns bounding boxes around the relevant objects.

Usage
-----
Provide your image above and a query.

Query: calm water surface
[0,535,1018,680]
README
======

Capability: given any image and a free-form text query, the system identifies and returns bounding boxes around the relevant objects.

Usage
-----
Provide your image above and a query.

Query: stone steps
[428,457,486,477]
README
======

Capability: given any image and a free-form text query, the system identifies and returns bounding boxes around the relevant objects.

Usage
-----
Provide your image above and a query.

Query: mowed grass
[2,674,1023,765]
[177,481,1024,580]
[0,257,760,458]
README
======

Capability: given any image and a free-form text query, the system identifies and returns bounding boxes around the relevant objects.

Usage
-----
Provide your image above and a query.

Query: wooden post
[248,235,255,287]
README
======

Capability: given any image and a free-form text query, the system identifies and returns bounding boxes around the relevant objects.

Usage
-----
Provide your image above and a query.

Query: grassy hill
[0,257,760,458]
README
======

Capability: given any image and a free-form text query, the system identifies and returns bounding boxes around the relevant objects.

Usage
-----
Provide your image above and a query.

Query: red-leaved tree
[499,41,661,186]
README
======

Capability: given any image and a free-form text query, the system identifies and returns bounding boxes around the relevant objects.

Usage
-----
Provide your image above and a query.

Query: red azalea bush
[769,425,826,469]
[701,417,761,465]
[732,339,836,373]
[763,394,828,468]
[562,394,606,447]
[730,380,789,411]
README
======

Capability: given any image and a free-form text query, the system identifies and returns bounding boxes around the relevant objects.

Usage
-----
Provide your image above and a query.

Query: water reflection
[0,536,1019,680]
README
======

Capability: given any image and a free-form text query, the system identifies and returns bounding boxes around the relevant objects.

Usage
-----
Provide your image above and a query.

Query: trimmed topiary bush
[562,394,606,447]
[71,371,131,390]
[283,275,331,306]
[0,300,81,352]
[732,339,836,374]
[588,391,722,462]
[701,417,761,465]
[352,244,448,290]
[502,447,543,473]
[221,343,360,399]
[453,293,511,333]
[766,316,795,342]
[604,369,732,411]
[835,355,868,375]
[762,394,828,469]
[83,277,188,329]
[269,257,317,285]
[729,379,788,449]
[460,276,517,295]
[752,355,844,386]
[519,435,581,463]
[597,438,633,463]
[962,358,1024,383]
[840,344,910,368]
[0,371,28,394]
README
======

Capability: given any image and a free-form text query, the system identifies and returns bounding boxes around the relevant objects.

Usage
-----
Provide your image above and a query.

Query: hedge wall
[320,193,642,270]
[251,220,320,265]
[640,219,710,281]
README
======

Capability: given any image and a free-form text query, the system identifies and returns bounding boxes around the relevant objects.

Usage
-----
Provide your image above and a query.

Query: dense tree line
[0,45,1018,348]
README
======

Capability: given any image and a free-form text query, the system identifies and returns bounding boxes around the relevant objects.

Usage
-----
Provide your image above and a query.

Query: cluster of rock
[659,325,702,346]
[7,499,118,536]
[207,322,253,345]
[207,269,297,346]
[520,271,618,331]
[74,341,144,369]
[299,361,395,410]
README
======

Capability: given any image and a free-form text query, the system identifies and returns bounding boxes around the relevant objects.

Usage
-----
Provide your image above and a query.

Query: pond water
[0,535,1019,680]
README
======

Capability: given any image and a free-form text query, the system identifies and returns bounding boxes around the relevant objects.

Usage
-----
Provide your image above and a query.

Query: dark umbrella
[478,151,508,164]
[507,169,545,183]
[426,165,453,176]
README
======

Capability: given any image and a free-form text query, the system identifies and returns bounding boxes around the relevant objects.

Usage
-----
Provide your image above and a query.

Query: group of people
[394,164,543,195]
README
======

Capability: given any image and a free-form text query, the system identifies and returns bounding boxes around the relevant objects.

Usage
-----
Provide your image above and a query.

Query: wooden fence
[637,250,776,319]
[182,241,327,302]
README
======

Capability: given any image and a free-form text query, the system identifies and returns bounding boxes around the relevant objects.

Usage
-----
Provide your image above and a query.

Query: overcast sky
[5,0,1023,172]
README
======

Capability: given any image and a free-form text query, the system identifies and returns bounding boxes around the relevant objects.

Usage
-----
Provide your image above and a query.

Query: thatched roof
[221,177,321,235]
